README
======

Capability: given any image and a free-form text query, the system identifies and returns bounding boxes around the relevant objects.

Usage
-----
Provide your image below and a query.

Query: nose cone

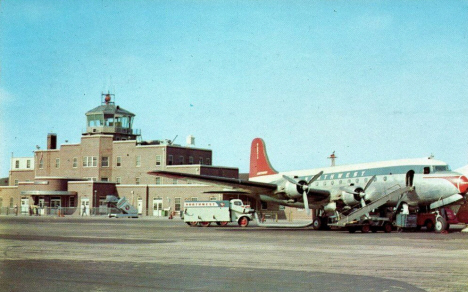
[457,175,468,194]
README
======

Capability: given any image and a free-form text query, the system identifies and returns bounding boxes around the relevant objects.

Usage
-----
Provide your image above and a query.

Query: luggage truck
[183,199,255,227]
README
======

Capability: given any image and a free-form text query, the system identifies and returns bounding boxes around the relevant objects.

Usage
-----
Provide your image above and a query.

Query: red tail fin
[249,138,278,178]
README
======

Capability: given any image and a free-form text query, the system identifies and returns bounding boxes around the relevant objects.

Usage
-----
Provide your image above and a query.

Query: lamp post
[94,190,97,215]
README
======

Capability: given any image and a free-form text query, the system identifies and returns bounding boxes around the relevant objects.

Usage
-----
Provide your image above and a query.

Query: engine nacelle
[284,181,306,199]
[323,202,337,215]
[341,186,364,206]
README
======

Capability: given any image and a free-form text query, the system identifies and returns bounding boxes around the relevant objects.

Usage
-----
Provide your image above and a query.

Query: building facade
[1,94,275,217]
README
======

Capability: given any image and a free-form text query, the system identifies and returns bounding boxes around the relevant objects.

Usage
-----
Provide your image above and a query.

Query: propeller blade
[303,190,311,216]
[364,175,376,192]
[307,171,324,185]
[282,175,299,185]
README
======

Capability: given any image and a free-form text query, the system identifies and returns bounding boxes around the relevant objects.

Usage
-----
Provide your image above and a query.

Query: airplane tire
[434,216,447,233]
[312,218,322,230]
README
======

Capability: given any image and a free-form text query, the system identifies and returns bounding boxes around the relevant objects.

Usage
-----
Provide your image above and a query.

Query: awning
[20,191,78,196]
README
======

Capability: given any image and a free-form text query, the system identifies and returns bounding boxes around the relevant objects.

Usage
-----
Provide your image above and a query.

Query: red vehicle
[417,208,458,232]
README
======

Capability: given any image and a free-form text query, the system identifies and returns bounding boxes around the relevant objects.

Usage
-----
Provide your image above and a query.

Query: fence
[0,207,122,217]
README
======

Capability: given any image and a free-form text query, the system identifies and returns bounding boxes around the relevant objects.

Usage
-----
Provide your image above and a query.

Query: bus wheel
[238,217,249,227]
[361,224,370,233]
[425,220,435,231]
[383,222,392,233]
[217,221,229,226]
[200,222,211,227]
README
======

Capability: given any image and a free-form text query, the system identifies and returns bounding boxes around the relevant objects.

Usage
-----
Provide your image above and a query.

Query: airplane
[149,138,468,232]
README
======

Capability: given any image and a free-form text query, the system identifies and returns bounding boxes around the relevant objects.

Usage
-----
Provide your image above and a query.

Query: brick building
[1,94,260,217]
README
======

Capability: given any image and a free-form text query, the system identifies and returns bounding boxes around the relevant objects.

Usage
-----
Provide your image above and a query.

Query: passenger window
[424,167,430,174]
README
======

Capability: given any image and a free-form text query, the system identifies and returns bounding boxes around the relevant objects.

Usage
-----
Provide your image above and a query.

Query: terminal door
[138,198,143,215]
[81,198,90,216]
[21,198,29,214]
[153,198,163,216]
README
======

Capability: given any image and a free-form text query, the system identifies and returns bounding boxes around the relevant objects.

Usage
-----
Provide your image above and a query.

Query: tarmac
[1,216,467,291]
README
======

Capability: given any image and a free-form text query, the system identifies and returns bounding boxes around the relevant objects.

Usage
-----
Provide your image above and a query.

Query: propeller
[356,175,376,218]
[283,171,323,216]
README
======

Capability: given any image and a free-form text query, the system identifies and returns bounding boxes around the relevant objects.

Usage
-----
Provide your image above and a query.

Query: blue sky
[1,1,468,177]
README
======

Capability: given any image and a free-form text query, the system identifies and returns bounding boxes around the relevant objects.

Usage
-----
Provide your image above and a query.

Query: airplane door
[406,170,415,187]
[153,198,163,216]
[137,198,143,215]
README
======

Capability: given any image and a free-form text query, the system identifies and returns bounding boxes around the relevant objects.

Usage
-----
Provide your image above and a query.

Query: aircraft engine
[284,180,308,199]
[341,187,365,206]
[324,202,337,214]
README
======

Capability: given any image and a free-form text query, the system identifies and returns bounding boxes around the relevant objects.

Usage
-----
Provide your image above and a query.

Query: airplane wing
[148,171,331,208]
[149,171,278,196]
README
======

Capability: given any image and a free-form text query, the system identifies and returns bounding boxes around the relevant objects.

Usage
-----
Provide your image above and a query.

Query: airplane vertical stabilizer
[249,138,278,178]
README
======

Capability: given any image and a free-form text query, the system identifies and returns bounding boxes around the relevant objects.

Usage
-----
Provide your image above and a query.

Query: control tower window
[104,115,114,127]
[87,114,103,127]
[115,116,132,129]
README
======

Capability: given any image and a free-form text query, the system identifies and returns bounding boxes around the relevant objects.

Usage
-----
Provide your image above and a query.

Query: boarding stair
[330,186,412,227]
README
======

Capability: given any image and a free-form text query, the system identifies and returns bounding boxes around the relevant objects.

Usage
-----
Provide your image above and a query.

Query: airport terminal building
[1,94,273,217]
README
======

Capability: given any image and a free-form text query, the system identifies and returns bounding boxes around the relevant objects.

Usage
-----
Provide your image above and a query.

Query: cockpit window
[433,165,450,172]
[423,167,430,174]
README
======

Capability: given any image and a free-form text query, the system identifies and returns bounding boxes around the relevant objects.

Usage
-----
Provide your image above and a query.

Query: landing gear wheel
[312,218,322,230]
[216,221,229,226]
[238,217,249,227]
[383,222,393,233]
[434,216,447,233]
[200,222,211,227]
[361,224,370,233]
[187,222,198,227]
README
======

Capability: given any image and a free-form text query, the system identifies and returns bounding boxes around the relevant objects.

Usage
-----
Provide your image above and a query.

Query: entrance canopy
[21,191,77,196]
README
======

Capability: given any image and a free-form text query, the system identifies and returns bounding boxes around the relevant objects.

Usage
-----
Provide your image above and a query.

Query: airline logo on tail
[249,138,278,178]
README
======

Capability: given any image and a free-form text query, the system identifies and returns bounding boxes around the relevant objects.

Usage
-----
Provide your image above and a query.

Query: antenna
[170,135,178,145]
[328,151,337,167]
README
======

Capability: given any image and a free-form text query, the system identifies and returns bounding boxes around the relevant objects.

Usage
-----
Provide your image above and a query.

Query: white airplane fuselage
[251,158,468,209]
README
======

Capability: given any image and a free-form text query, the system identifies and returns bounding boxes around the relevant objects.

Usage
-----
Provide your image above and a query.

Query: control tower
[83,93,141,141]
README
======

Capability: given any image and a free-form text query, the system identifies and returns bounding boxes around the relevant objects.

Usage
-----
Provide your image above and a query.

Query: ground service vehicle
[107,196,139,218]
[415,208,459,232]
[183,199,255,227]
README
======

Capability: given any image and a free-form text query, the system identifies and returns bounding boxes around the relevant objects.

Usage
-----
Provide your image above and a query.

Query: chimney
[47,133,57,150]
